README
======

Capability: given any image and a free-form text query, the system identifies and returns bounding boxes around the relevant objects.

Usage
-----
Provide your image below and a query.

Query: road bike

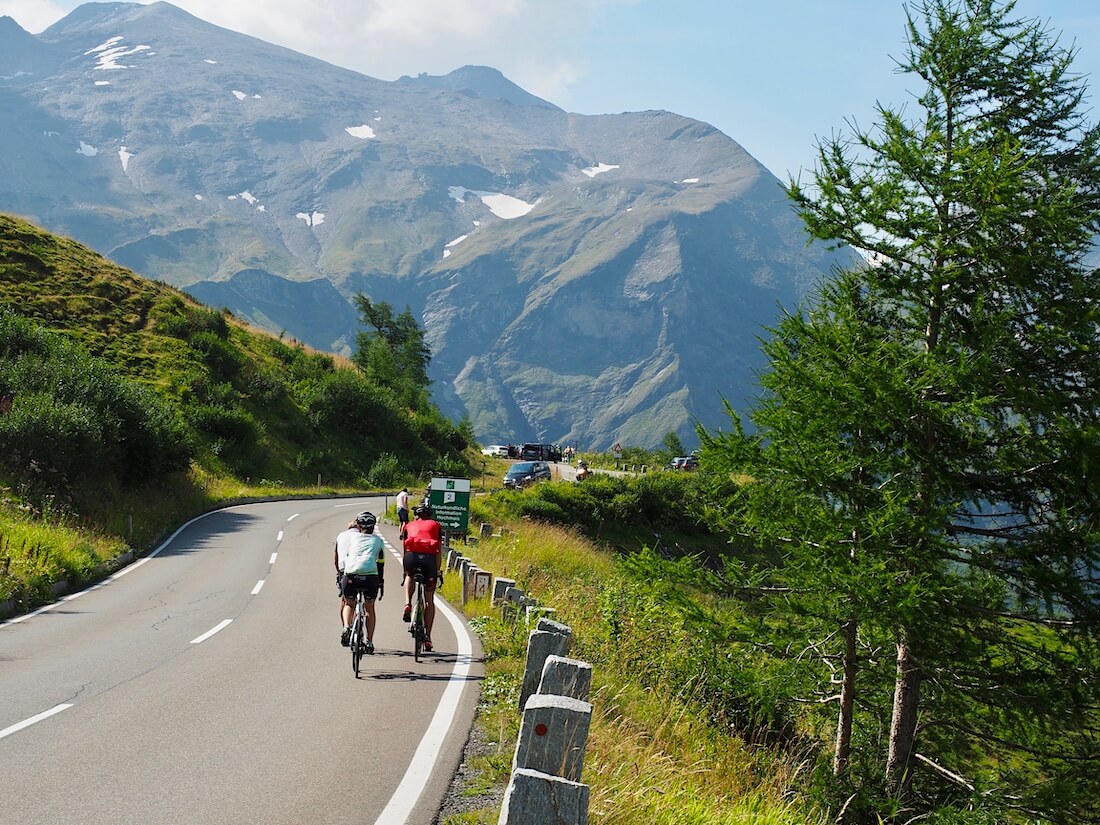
[409,572,428,662]
[349,589,372,678]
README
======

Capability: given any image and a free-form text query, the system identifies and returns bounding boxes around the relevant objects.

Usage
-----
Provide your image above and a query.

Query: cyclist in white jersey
[334,511,385,652]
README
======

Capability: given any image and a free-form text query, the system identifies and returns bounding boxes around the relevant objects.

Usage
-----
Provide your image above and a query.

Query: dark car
[519,443,563,462]
[503,461,552,489]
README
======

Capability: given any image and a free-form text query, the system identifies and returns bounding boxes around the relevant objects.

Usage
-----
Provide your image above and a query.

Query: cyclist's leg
[424,567,438,642]
[402,554,415,621]
[339,575,354,645]
[364,575,379,648]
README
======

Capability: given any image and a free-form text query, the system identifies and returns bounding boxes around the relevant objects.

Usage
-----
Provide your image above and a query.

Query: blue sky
[5,0,1100,180]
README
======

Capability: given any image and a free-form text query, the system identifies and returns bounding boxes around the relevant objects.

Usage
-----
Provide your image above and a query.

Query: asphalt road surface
[0,497,483,825]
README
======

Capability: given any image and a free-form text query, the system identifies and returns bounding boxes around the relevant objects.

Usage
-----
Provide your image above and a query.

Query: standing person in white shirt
[396,487,410,530]
[334,511,385,652]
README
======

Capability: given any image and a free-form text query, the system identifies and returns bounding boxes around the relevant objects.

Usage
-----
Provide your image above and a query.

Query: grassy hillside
[0,212,471,606]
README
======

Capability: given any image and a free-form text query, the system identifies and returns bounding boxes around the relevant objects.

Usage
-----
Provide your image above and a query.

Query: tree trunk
[833,618,857,776]
[885,639,922,794]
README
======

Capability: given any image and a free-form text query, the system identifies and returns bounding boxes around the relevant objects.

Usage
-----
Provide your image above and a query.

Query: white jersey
[337,530,384,575]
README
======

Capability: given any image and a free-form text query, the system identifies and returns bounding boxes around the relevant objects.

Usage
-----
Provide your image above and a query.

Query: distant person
[334,511,385,653]
[400,503,443,651]
[396,487,410,528]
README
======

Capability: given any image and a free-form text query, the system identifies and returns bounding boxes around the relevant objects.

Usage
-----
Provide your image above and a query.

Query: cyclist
[334,511,385,652]
[400,503,443,651]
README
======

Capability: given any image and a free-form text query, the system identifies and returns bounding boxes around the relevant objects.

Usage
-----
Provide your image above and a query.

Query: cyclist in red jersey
[400,503,443,651]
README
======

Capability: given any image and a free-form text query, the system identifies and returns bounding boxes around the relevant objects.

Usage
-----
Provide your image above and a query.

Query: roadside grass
[439,519,825,825]
[0,466,364,608]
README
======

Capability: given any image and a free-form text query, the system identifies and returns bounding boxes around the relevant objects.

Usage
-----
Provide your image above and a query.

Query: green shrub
[365,452,401,488]
[189,330,242,380]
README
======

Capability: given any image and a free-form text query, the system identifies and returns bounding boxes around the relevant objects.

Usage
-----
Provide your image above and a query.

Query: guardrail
[447,538,593,825]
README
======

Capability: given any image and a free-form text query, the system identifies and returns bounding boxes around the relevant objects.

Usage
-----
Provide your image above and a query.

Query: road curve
[0,497,483,825]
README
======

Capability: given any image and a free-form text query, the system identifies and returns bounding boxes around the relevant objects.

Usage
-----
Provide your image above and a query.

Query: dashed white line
[269,552,278,564]
[287,513,300,522]
[190,619,233,644]
[251,580,265,595]
[0,704,74,740]
[276,531,284,542]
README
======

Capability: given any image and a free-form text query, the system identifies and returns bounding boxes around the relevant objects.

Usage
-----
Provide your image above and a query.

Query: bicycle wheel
[351,603,364,678]
[412,583,425,662]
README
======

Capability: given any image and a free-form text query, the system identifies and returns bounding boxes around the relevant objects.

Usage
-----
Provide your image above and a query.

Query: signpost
[428,476,471,533]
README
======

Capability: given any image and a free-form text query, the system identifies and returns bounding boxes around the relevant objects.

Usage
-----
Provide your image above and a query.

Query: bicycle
[349,589,372,678]
[409,572,428,662]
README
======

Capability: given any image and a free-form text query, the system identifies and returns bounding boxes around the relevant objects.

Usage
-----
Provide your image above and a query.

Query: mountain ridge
[0,1,853,448]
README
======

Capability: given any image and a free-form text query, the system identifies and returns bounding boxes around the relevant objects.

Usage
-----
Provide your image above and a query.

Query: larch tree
[701,1,1100,820]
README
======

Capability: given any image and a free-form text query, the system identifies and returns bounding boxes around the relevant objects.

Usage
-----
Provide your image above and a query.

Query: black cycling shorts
[403,552,439,587]
[340,573,380,601]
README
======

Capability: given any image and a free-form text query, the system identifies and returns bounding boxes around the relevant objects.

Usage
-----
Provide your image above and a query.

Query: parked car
[667,456,699,471]
[480,444,510,457]
[503,461,552,489]
[520,443,563,462]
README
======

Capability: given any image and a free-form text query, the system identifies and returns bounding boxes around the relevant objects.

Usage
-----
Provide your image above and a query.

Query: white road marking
[269,552,278,564]
[190,619,233,644]
[276,531,284,542]
[0,704,74,740]
[1,509,223,627]
[287,513,299,522]
[251,580,265,595]
[374,594,474,824]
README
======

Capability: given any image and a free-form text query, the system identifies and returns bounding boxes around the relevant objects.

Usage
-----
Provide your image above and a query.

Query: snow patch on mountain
[448,186,535,219]
[85,36,151,70]
[297,211,325,227]
[345,124,376,139]
[582,162,619,178]
[119,146,133,171]
[76,141,97,156]
[443,233,469,258]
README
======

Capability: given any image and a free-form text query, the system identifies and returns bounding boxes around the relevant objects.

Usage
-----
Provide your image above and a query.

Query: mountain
[0,1,854,448]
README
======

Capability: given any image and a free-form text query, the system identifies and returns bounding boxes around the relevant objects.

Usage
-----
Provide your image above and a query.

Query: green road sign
[428,476,471,532]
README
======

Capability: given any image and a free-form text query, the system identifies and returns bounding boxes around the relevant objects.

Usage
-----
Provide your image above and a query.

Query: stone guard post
[519,618,572,712]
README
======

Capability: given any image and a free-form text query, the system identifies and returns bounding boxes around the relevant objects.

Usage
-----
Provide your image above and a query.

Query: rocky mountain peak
[398,65,562,111]
[0,1,854,448]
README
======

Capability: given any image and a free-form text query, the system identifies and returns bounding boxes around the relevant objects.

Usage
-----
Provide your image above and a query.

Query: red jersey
[403,518,442,554]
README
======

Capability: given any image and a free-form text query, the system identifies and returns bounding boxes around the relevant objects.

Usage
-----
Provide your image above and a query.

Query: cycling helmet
[354,511,377,529]
[413,503,433,518]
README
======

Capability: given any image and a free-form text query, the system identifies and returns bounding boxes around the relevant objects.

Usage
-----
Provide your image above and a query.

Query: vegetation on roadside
[446,5,1100,823]
[0,212,473,607]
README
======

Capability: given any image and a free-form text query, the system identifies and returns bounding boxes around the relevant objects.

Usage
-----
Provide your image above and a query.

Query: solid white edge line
[0,703,74,740]
[190,619,232,644]
[1,508,224,627]
[374,582,475,825]
[269,552,278,564]
[251,580,265,595]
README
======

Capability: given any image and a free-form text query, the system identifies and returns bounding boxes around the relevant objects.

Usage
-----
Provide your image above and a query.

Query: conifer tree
[703,1,1100,818]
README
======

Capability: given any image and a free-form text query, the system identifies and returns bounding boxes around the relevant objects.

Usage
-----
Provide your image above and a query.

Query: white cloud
[21,0,633,105]
[5,0,637,117]
[0,0,67,32]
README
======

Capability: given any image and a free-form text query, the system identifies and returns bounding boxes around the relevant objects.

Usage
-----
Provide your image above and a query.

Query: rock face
[0,2,854,447]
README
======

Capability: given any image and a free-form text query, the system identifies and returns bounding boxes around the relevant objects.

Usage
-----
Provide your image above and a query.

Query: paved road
[0,497,482,825]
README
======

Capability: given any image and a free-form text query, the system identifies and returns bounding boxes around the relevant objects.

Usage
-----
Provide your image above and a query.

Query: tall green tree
[703,1,1100,819]
[352,295,432,406]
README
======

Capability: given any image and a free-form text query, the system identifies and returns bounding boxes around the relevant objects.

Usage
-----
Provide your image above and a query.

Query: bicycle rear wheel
[412,583,425,662]
[351,609,364,678]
